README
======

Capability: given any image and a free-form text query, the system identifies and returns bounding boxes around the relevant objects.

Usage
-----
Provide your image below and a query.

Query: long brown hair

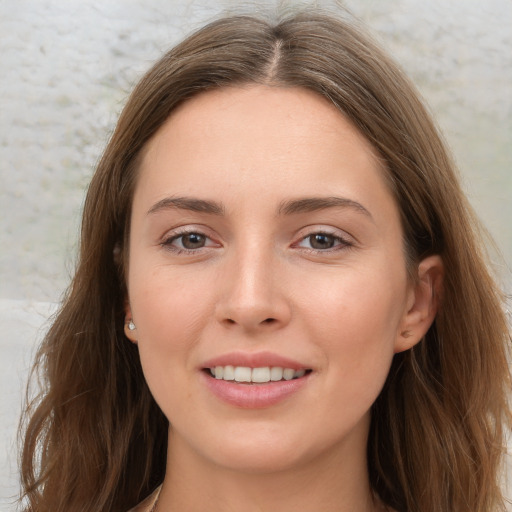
[20,9,511,512]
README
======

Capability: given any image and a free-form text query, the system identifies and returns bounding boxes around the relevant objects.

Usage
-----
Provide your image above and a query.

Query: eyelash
[295,231,353,253]
[160,229,353,255]
[161,229,217,255]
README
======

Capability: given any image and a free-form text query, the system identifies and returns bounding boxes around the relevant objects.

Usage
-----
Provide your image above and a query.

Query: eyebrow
[147,195,372,220]
[147,196,225,216]
[278,196,373,219]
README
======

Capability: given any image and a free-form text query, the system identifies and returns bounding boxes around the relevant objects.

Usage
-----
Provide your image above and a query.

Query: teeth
[283,368,295,381]
[223,365,235,380]
[209,366,308,383]
[234,366,252,382]
[252,367,270,383]
[270,367,283,381]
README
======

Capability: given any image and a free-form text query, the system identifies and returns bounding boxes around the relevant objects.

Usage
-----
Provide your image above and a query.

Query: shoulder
[127,485,161,512]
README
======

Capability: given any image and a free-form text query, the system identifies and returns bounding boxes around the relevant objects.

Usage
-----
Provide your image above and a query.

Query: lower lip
[201,372,310,409]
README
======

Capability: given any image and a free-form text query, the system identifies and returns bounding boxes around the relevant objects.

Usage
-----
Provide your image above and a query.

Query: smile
[202,364,312,408]
[207,366,310,383]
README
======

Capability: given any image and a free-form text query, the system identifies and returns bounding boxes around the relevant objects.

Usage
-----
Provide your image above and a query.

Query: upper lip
[201,351,310,370]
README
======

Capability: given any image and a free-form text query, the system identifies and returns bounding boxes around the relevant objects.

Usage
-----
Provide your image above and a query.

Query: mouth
[204,366,313,384]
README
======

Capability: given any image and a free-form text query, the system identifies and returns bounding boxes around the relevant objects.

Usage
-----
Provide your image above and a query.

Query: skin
[124,86,442,512]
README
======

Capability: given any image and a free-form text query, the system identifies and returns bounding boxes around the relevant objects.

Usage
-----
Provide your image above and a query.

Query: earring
[128,320,136,331]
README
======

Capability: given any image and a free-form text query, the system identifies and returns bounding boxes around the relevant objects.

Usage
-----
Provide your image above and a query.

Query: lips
[200,351,312,408]
[202,350,309,371]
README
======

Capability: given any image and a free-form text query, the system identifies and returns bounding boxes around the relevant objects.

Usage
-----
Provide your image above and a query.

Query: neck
[158,423,383,512]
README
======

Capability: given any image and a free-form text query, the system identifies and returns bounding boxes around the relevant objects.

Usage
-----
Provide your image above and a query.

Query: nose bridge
[216,238,290,330]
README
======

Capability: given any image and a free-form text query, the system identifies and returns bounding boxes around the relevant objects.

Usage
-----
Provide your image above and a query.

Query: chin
[207,444,307,474]
[180,421,311,474]
[192,420,351,476]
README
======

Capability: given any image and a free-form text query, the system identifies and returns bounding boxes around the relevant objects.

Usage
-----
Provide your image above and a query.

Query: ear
[124,302,138,344]
[395,255,444,353]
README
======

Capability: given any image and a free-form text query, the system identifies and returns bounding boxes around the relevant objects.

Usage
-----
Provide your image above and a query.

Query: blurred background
[1,0,510,509]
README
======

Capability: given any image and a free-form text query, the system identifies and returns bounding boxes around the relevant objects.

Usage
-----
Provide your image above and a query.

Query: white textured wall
[1,1,510,509]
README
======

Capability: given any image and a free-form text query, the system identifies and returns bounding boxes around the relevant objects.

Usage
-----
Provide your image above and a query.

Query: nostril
[220,315,281,328]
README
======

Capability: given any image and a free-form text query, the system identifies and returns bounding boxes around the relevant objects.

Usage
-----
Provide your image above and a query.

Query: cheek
[128,268,213,390]
[132,264,210,335]
[298,265,405,393]
[301,264,406,342]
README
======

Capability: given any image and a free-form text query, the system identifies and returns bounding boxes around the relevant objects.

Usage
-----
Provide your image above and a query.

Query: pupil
[183,233,205,249]
[310,233,334,249]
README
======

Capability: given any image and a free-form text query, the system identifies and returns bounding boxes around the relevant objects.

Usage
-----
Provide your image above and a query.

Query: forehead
[134,85,394,218]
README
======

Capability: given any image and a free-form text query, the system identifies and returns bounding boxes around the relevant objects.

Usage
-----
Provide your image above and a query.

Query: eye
[177,232,207,249]
[297,232,351,251]
[162,230,217,252]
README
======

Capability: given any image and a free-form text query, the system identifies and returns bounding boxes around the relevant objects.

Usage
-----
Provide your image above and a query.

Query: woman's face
[125,86,423,474]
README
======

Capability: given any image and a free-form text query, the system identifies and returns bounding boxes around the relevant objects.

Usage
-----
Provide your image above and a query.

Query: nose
[215,246,292,333]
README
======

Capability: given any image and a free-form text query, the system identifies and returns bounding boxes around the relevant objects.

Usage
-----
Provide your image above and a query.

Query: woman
[20,9,510,512]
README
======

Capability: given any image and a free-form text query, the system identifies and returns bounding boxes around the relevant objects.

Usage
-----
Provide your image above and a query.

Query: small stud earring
[128,320,136,331]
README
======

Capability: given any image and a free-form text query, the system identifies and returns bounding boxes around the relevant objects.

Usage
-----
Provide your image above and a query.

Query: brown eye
[180,233,206,249]
[308,233,336,250]
[296,231,352,253]
[163,231,211,252]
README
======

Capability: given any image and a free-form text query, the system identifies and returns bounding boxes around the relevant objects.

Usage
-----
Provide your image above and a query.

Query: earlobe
[124,303,138,344]
[395,255,444,353]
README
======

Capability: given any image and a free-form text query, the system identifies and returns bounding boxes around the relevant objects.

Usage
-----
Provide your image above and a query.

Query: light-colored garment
[128,485,161,512]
